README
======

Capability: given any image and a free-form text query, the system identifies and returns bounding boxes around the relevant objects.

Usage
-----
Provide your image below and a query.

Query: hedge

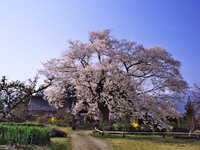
[0,123,50,145]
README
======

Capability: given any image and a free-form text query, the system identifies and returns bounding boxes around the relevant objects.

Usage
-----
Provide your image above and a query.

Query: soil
[0,145,15,150]
[70,131,113,150]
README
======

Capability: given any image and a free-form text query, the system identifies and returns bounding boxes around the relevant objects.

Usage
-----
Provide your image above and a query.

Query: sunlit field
[91,133,200,150]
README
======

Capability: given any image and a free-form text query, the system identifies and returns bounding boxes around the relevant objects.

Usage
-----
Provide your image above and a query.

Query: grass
[37,125,72,150]
[77,131,84,136]
[90,133,200,150]
[47,137,70,150]
[46,125,72,150]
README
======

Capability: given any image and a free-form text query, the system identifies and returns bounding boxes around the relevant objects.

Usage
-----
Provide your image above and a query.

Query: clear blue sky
[0,0,199,86]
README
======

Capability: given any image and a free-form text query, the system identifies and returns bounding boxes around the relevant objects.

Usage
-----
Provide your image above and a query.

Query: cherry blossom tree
[39,30,188,127]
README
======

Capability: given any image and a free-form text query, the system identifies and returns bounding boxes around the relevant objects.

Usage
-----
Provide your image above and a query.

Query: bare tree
[0,76,53,121]
[194,83,200,104]
[39,30,187,128]
[184,96,196,135]
[185,83,200,135]
[193,83,200,113]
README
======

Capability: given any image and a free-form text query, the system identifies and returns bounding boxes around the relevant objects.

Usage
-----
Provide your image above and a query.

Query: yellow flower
[131,122,139,128]
[51,117,56,124]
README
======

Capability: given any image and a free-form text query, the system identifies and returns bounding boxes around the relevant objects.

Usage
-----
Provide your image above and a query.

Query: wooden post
[122,132,125,138]
[163,133,166,138]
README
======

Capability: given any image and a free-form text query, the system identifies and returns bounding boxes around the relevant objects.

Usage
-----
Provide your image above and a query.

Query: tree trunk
[71,115,76,130]
[188,118,195,136]
[98,101,109,128]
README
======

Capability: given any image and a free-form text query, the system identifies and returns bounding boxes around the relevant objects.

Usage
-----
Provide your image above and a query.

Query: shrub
[36,116,48,125]
[101,124,113,131]
[136,124,153,132]
[55,119,68,127]
[112,122,135,132]
[111,110,135,132]
[63,112,73,126]
[53,112,73,127]
[91,122,99,129]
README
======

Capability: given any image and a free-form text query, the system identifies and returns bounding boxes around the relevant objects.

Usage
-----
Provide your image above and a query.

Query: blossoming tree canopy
[39,29,188,128]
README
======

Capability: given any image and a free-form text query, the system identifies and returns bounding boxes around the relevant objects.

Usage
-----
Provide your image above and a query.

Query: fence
[94,127,200,139]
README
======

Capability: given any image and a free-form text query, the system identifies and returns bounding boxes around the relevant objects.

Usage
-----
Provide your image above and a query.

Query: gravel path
[70,131,113,150]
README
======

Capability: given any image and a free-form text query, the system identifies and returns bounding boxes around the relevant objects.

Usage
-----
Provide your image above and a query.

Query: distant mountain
[174,90,200,115]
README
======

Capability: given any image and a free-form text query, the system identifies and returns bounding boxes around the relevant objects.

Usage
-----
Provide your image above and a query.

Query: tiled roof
[28,95,56,111]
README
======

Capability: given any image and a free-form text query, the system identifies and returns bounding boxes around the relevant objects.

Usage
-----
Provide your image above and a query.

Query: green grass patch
[90,133,200,150]
[47,138,70,150]
[46,125,72,150]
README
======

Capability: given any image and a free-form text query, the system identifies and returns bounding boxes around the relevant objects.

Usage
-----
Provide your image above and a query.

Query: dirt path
[70,131,113,150]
